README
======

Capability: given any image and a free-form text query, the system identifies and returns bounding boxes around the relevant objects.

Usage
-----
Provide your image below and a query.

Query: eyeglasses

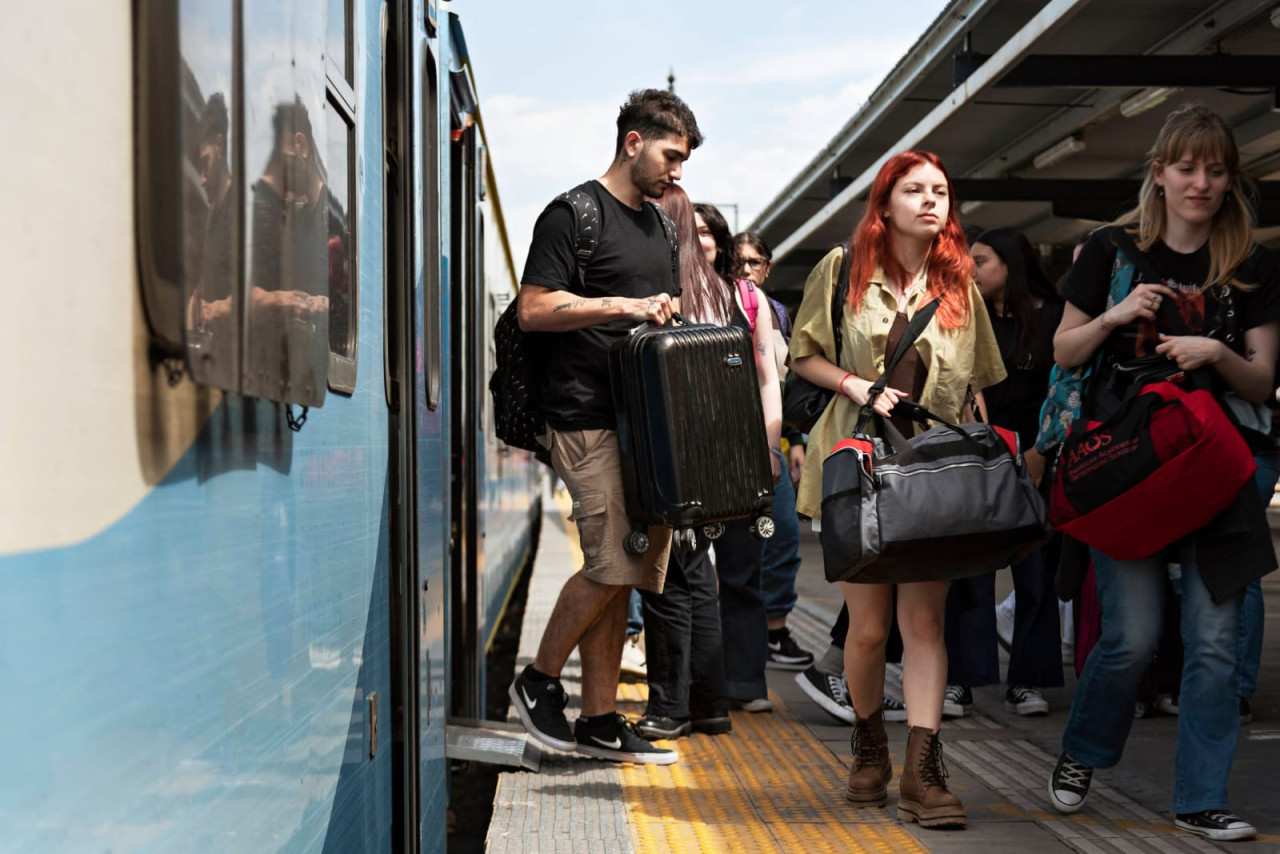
[739,257,769,269]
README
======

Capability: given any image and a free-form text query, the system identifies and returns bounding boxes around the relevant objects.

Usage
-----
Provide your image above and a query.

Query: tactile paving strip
[944,738,1223,852]
[615,684,931,854]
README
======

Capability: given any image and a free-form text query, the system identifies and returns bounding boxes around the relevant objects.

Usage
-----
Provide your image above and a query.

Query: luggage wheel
[701,522,725,541]
[623,530,651,555]
[674,528,697,553]
[749,516,776,540]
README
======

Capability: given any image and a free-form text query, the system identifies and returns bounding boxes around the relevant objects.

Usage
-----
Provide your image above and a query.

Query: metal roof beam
[770,0,1091,263]
[993,54,1280,92]
[749,0,999,238]
[965,0,1273,181]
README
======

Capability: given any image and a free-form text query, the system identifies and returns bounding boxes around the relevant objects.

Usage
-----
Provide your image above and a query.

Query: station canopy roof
[751,0,1280,297]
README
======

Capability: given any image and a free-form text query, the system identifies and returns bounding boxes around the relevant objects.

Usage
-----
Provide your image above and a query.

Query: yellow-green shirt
[789,246,1006,519]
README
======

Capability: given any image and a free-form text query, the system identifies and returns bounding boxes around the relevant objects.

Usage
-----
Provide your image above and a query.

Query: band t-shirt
[1061,226,1280,366]
[520,181,678,430]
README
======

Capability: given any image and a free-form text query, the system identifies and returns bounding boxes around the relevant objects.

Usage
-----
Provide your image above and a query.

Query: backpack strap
[646,201,681,294]
[553,183,601,289]
[736,278,760,330]
[832,243,852,365]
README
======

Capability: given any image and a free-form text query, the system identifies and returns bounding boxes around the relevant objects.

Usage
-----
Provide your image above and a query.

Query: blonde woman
[1048,104,1280,842]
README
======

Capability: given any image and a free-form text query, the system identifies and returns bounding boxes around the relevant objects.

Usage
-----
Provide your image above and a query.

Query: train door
[448,100,484,720]
[384,2,450,852]
[382,4,422,852]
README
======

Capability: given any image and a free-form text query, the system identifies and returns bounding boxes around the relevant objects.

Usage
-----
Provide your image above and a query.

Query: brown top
[884,311,929,439]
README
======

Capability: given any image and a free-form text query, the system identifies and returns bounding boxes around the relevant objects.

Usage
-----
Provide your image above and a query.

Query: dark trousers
[715,518,769,701]
[945,546,1064,687]
[830,594,905,665]
[638,540,727,718]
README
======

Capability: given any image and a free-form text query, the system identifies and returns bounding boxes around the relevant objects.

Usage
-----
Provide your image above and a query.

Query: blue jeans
[761,450,802,619]
[1062,544,1243,814]
[1240,455,1279,698]
[627,589,643,637]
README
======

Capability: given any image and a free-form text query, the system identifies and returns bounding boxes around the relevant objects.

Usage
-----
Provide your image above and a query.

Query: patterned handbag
[1033,246,1137,454]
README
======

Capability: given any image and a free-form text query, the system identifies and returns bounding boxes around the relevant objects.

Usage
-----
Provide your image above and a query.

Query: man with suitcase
[508,89,702,765]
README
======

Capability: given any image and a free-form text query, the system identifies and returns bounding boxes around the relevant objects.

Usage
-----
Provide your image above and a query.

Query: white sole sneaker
[507,683,577,752]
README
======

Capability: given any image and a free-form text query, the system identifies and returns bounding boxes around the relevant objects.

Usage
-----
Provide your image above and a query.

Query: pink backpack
[735,278,759,331]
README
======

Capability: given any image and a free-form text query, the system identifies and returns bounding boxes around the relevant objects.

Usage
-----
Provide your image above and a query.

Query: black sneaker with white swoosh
[508,665,576,752]
[574,713,678,765]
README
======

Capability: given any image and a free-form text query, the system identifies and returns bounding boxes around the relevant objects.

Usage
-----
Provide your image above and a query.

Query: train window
[325,96,358,393]
[135,0,240,391]
[423,44,442,410]
[326,0,351,86]
[240,0,330,407]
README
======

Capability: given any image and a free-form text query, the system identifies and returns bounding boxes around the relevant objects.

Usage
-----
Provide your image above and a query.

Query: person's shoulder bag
[820,298,1049,584]
[782,244,851,432]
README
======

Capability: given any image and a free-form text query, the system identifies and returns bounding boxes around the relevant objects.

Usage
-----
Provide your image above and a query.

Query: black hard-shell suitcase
[610,320,775,553]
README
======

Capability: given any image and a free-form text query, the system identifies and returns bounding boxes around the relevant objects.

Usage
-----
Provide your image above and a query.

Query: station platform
[486,496,1280,853]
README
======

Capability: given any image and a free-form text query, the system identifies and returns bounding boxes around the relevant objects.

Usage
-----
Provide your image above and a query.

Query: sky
[459,0,952,276]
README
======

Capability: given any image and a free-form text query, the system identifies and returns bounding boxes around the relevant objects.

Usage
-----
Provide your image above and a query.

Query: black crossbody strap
[854,298,941,433]
[831,243,852,364]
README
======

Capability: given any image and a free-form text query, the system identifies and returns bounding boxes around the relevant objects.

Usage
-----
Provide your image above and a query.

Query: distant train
[0,2,541,852]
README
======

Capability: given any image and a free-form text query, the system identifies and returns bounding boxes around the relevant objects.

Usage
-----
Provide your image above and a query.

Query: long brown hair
[658,185,732,324]
[847,151,973,330]
[1114,103,1255,290]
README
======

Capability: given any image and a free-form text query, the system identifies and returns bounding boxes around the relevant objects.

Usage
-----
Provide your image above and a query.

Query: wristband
[838,372,858,398]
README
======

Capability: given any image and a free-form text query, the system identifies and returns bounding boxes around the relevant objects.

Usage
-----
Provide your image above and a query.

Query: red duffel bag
[1049,377,1255,561]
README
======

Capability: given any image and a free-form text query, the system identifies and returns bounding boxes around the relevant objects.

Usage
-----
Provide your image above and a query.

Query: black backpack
[489,183,677,466]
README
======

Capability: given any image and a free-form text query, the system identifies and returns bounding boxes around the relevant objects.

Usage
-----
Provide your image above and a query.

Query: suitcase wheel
[749,516,776,540]
[701,522,725,541]
[673,528,697,554]
[623,530,651,556]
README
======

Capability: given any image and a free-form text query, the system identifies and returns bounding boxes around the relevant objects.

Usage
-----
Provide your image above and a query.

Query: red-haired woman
[790,151,1005,828]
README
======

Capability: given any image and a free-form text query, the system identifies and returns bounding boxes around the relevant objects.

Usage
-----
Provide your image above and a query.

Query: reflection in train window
[326,0,351,85]
[326,105,358,374]
[325,0,358,394]
[241,0,330,407]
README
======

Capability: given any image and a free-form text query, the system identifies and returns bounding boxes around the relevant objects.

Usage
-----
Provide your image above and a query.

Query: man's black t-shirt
[1061,226,1280,365]
[520,180,678,430]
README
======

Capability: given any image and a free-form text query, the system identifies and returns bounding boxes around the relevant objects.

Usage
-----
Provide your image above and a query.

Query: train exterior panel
[0,1,541,852]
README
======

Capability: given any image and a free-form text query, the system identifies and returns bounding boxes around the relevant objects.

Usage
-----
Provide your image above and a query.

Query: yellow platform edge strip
[553,498,930,853]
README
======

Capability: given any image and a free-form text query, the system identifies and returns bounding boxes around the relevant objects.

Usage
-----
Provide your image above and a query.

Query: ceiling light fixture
[1033,134,1086,170]
[1120,87,1178,118]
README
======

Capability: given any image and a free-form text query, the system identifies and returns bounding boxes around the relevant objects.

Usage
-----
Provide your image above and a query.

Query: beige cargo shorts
[543,428,671,594]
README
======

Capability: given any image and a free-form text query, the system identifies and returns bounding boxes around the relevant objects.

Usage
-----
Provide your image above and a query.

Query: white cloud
[482,26,922,274]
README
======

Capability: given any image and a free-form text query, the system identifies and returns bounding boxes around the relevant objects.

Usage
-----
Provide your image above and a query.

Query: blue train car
[0,1,540,852]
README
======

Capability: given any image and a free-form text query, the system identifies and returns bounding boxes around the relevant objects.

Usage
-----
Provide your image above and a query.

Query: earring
[1157,186,1165,198]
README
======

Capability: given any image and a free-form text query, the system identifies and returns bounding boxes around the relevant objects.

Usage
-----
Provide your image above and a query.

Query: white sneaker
[620,635,647,680]
[1005,686,1049,716]
[943,684,969,719]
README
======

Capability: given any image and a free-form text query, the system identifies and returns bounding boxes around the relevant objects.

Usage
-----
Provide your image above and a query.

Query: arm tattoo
[1247,347,1257,361]
[601,298,613,307]
[755,340,768,355]
[553,298,586,313]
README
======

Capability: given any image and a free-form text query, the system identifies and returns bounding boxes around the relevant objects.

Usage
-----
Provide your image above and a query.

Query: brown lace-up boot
[898,726,966,828]
[845,709,892,807]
